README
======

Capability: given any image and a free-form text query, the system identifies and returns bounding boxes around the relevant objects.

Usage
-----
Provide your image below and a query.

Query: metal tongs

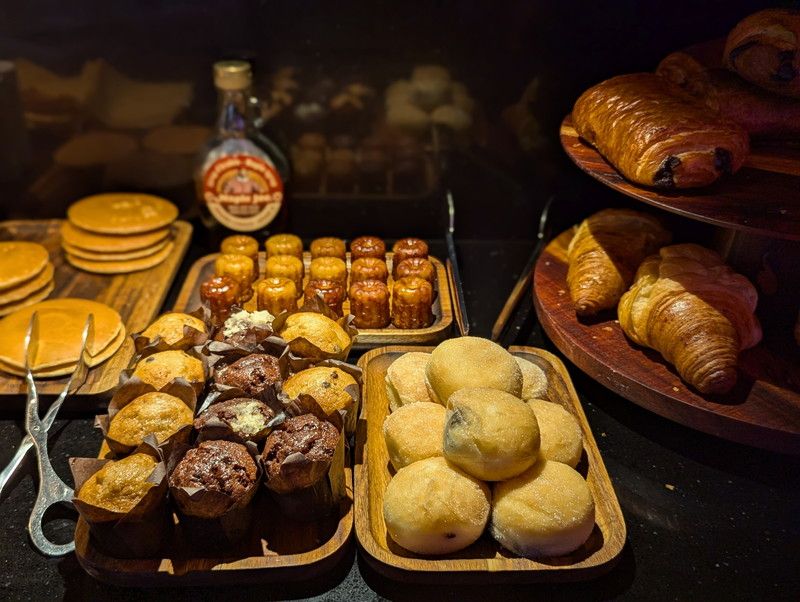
[7,312,94,556]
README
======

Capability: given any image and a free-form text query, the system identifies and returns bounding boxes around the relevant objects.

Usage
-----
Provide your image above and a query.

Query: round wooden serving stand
[530,116,800,453]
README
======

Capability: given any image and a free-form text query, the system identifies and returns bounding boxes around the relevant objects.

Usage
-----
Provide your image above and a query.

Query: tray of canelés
[173,234,454,348]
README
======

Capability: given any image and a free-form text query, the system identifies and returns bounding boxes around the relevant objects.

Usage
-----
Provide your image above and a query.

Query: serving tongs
[12,312,94,556]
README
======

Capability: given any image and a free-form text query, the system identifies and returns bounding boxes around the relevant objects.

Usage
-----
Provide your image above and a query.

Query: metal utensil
[445,189,470,336]
[23,313,94,556]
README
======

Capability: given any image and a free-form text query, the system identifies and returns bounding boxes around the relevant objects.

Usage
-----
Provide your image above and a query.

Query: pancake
[66,241,173,274]
[0,298,123,370]
[62,237,170,261]
[60,221,170,253]
[0,242,50,291]
[0,279,55,317]
[0,263,54,305]
[67,193,178,234]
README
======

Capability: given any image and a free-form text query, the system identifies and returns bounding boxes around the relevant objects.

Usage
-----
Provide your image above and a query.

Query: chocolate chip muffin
[261,414,340,494]
[194,398,275,443]
[169,440,259,518]
[132,350,205,393]
[107,392,194,449]
[215,354,282,399]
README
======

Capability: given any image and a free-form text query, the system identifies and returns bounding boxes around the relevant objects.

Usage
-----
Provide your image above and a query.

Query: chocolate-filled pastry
[256,277,297,316]
[200,275,240,327]
[395,257,435,286]
[350,236,386,262]
[725,9,800,99]
[392,276,434,329]
[349,280,391,329]
[215,354,282,399]
[261,414,340,494]
[658,45,800,139]
[392,238,428,277]
[214,253,256,304]
[309,237,346,261]
[350,257,389,284]
[304,279,346,317]
[572,73,749,188]
[194,398,275,443]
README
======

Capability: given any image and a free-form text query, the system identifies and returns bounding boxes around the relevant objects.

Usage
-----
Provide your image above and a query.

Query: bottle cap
[213,60,252,91]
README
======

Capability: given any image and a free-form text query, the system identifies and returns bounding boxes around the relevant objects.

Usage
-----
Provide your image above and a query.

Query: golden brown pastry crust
[567,209,671,317]
[256,277,297,315]
[618,243,762,394]
[572,73,749,188]
[725,9,800,98]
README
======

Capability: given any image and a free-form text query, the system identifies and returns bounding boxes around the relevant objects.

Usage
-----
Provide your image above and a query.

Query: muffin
[265,234,303,260]
[309,237,346,261]
[349,280,390,329]
[261,414,340,494]
[107,392,194,449]
[215,353,282,399]
[350,235,386,262]
[392,276,434,329]
[220,235,260,276]
[256,277,297,316]
[140,313,207,349]
[218,309,275,347]
[304,279,346,317]
[396,257,435,286]
[350,257,388,285]
[200,275,240,327]
[309,256,347,286]
[194,398,275,443]
[77,453,158,514]
[265,255,304,297]
[169,440,259,519]
[215,253,256,304]
[278,312,352,360]
[282,367,357,418]
[132,350,205,393]
[392,238,428,277]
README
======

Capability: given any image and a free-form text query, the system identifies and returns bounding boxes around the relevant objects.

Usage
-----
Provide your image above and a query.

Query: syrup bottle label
[202,152,284,232]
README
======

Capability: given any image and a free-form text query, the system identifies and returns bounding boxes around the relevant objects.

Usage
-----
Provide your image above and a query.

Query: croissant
[658,46,800,139]
[572,73,749,188]
[724,9,800,99]
[618,244,762,394]
[567,209,671,317]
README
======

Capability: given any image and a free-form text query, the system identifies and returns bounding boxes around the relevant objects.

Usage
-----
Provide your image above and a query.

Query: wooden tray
[173,252,453,348]
[560,114,800,241]
[533,229,800,454]
[354,345,626,582]
[0,219,192,397]
[75,464,354,586]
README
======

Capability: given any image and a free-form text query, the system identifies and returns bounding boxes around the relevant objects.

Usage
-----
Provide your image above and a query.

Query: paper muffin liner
[194,385,285,444]
[271,295,358,362]
[119,345,209,396]
[96,379,198,457]
[132,306,210,358]
[278,351,363,436]
[166,439,262,549]
[261,395,347,522]
[70,437,170,558]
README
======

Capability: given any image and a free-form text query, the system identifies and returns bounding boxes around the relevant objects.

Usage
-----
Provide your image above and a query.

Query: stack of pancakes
[0,298,125,377]
[61,193,178,274]
[0,242,55,317]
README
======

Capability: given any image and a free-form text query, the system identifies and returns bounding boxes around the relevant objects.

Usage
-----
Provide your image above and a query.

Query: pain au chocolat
[572,73,749,188]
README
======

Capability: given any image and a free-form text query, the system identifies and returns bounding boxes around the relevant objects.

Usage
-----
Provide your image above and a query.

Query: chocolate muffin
[194,398,275,443]
[169,440,258,518]
[261,414,340,494]
[215,354,282,399]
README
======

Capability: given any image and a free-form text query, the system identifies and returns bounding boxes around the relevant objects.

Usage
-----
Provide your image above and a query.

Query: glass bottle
[196,60,290,236]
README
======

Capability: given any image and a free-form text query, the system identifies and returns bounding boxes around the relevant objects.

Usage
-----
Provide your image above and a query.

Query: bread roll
[426,337,522,405]
[383,402,447,470]
[491,460,595,558]
[385,352,434,411]
[528,399,583,468]
[383,456,490,555]
[443,387,539,481]
[515,357,548,401]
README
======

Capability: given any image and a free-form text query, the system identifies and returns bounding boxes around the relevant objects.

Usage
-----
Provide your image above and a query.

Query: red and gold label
[202,153,283,232]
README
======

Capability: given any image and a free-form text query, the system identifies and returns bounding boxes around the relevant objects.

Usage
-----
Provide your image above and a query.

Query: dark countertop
[1,237,799,602]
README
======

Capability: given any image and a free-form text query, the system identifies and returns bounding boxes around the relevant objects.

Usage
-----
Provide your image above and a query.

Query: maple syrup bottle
[197,60,290,238]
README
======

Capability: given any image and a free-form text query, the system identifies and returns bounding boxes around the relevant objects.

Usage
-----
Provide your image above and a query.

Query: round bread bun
[383,456,490,555]
[528,399,583,468]
[132,350,204,393]
[515,357,549,401]
[426,337,522,405]
[279,312,351,359]
[383,402,447,470]
[443,387,539,481]
[141,312,207,348]
[385,351,434,411]
[0,241,49,291]
[491,460,595,558]
[282,366,357,416]
[67,193,178,234]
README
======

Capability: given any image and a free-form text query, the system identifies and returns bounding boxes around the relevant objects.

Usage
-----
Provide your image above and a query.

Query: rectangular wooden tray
[0,219,192,397]
[75,463,354,586]
[173,252,453,348]
[354,345,626,583]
